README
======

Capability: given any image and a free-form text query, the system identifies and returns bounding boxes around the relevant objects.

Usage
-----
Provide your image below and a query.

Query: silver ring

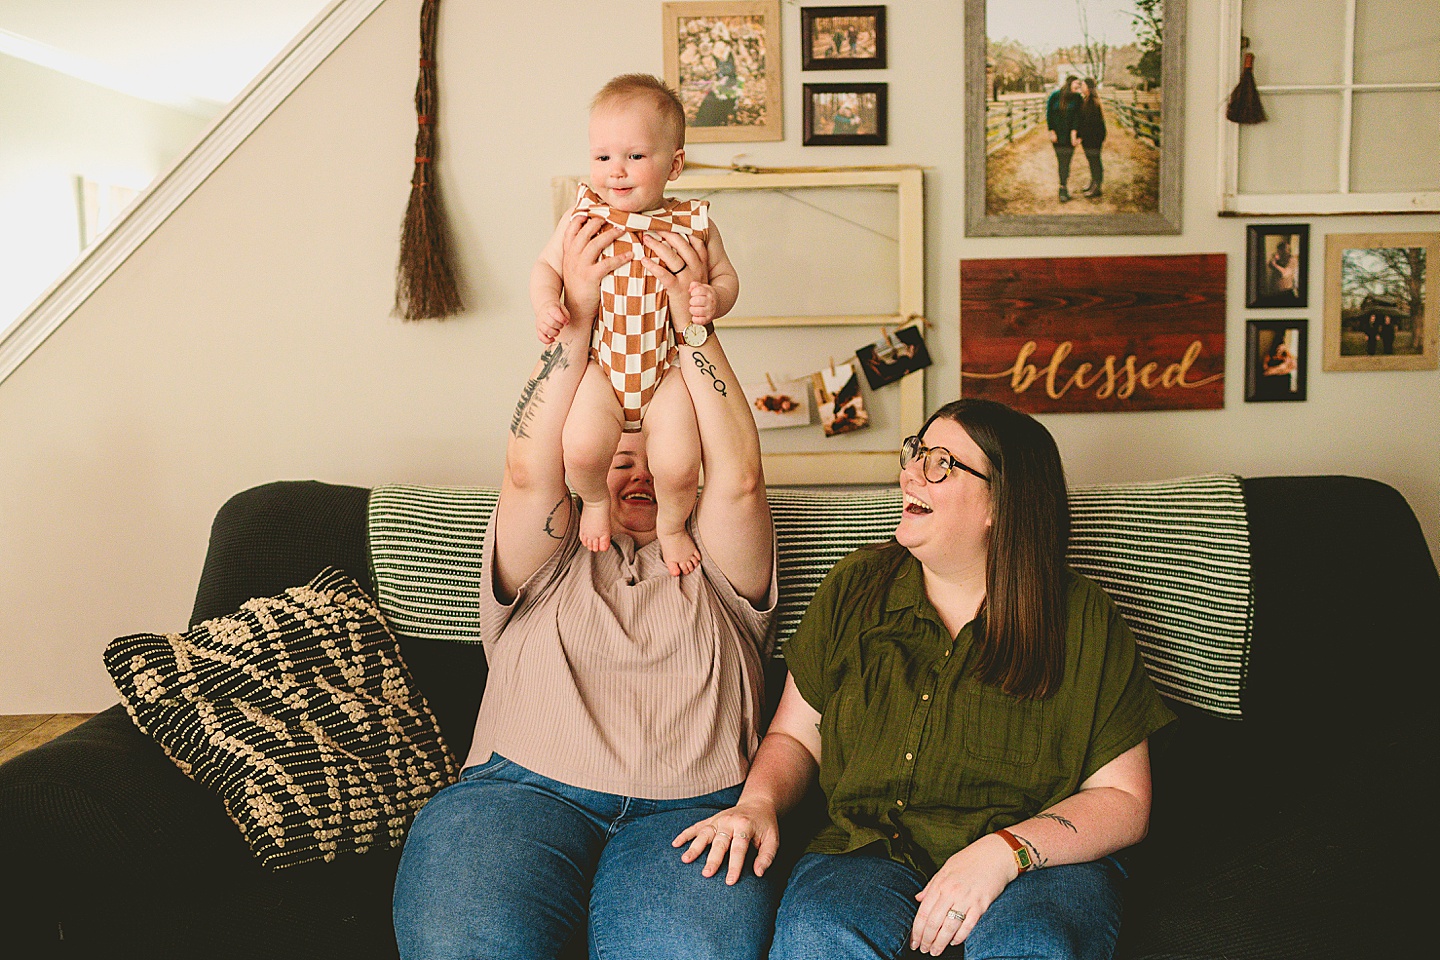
[714,831,730,839]
[946,909,967,923]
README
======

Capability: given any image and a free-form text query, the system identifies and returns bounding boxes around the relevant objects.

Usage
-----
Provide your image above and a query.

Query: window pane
[1238,93,1342,193]
[1356,0,1440,84]
[1351,91,1440,191]
[1243,0,1348,86]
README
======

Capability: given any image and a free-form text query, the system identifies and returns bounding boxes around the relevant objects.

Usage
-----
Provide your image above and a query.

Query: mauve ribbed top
[463,500,777,799]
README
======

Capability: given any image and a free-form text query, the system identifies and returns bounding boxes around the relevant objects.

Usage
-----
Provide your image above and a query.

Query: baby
[531,74,739,575]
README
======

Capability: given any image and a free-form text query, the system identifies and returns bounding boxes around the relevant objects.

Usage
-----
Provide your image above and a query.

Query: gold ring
[946,909,966,923]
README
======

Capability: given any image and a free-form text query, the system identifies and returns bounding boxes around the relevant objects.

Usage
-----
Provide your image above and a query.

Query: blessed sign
[960,255,1226,413]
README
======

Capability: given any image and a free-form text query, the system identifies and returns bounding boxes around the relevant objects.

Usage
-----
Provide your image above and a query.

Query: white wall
[1,0,1436,713]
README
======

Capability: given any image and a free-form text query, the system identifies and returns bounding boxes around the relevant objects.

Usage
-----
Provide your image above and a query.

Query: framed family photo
[1323,232,1438,371]
[964,0,1185,236]
[1245,320,1307,402]
[1246,224,1309,308]
[801,5,887,70]
[662,1,784,143]
[803,82,888,145]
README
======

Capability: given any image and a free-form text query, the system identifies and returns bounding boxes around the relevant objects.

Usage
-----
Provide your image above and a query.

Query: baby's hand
[536,300,570,344]
[688,282,719,325]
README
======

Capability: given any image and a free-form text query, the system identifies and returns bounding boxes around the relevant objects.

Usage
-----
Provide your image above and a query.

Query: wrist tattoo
[1035,813,1078,833]
[1013,833,1047,869]
[690,350,728,397]
[543,497,568,540]
[510,343,569,438]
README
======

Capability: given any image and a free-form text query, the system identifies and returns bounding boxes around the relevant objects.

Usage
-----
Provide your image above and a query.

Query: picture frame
[663,1,784,143]
[1323,232,1438,372]
[1246,224,1309,308]
[803,82,888,146]
[552,167,927,485]
[801,5,887,70]
[1245,320,1307,402]
[964,0,1185,236]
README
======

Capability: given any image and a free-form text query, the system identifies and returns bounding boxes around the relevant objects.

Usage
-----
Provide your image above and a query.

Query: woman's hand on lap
[672,800,780,886]
[910,834,1017,955]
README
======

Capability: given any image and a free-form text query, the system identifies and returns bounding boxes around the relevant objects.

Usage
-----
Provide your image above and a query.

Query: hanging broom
[394,0,463,320]
[1226,42,1267,125]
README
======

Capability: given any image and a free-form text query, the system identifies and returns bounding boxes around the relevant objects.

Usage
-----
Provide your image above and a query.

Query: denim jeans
[393,754,778,960]
[769,849,1124,960]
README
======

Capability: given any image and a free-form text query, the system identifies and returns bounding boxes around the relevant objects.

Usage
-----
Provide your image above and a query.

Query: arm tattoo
[1035,813,1078,833]
[690,350,729,397]
[543,497,569,540]
[1013,832,1048,869]
[510,343,570,438]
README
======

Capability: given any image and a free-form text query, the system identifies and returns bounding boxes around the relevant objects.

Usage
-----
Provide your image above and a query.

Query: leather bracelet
[994,828,1035,874]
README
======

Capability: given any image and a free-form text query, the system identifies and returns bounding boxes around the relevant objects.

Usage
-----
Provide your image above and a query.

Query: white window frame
[1217,0,1440,215]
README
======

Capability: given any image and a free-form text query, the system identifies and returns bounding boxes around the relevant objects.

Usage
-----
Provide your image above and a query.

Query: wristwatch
[682,321,715,348]
[994,828,1035,874]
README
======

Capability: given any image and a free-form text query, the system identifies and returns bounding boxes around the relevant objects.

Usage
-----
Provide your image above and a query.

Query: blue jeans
[770,849,1124,960]
[393,754,777,960]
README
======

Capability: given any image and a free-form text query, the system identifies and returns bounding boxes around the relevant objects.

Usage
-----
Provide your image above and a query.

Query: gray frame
[964,0,1184,236]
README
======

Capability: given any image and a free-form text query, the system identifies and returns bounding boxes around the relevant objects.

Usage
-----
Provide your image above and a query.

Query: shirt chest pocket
[964,684,1043,767]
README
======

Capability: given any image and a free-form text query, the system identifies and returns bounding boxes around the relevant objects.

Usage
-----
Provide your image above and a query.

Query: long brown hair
[867,399,1070,698]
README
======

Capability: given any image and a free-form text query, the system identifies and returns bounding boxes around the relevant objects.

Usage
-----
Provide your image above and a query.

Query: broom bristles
[394,0,463,320]
[1226,52,1267,125]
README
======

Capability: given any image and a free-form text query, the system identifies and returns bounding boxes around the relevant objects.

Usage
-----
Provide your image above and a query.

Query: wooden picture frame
[964,0,1185,236]
[803,82,888,146]
[1246,224,1309,308]
[662,1,784,143]
[1245,319,1307,402]
[1323,232,1438,371]
[801,5,887,70]
[555,168,925,484]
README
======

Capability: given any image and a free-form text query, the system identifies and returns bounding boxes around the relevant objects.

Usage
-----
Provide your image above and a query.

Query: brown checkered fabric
[573,183,710,430]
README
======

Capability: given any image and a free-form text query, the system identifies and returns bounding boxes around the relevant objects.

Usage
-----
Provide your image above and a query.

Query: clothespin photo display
[856,324,932,390]
[811,359,870,437]
[744,372,813,430]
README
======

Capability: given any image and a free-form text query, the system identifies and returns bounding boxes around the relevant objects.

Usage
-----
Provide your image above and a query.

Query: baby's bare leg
[643,368,702,576]
[564,363,624,553]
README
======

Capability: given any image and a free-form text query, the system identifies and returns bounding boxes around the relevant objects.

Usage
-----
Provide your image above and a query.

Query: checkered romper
[572,183,710,431]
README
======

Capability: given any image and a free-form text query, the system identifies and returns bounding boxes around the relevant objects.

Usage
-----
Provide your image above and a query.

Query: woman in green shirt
[674,399,1173,959]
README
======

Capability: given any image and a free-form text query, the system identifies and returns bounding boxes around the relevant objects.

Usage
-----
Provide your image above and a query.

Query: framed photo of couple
[1246,224,1309,308]
[964,0,1185,236]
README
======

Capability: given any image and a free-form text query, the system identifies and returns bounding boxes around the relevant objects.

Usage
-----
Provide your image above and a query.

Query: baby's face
[589,100,684,214]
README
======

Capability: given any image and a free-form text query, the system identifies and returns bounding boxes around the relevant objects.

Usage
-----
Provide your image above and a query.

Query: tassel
[1226,49,1267,125]
[394,0,463,320]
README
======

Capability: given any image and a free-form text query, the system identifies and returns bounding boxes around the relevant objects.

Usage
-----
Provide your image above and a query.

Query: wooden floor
[0,714,95,765]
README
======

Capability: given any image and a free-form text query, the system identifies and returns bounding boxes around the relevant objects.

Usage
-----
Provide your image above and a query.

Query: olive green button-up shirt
[785,548,1175,878]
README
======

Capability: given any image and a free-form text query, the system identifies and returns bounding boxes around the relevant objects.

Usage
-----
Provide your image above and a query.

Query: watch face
[683,324,708,347]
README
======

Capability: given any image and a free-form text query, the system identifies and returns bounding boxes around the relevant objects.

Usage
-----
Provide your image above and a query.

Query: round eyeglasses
[900,435,991,484]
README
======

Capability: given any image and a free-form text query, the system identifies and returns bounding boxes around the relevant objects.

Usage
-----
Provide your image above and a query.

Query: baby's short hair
[592,74,687,149]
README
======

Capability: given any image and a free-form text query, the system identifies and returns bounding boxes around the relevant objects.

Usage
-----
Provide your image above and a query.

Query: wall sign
[960,254,1225,413]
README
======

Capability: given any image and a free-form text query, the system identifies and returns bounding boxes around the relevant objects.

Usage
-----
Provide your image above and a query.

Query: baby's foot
[659,530,701,576]
[579,500,611,553]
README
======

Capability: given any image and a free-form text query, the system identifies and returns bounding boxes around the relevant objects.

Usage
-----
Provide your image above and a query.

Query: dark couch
[2,476,1435,959]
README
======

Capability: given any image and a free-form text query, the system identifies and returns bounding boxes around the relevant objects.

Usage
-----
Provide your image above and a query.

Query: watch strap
[994,828,1035,873]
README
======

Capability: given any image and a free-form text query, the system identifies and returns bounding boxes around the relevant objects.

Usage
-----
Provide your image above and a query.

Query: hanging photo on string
[812,361,870,437]
[744,375,813,430]
[856,325,932,390]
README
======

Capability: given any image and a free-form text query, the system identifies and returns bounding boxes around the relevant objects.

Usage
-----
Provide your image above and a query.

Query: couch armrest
[0,706,257,948]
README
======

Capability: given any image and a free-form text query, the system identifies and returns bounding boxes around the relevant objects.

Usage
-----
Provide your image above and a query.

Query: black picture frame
[1245,319,1308,402]
[801,5,887,70]
[803,82,887,145]
[1246,223,1310,308]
